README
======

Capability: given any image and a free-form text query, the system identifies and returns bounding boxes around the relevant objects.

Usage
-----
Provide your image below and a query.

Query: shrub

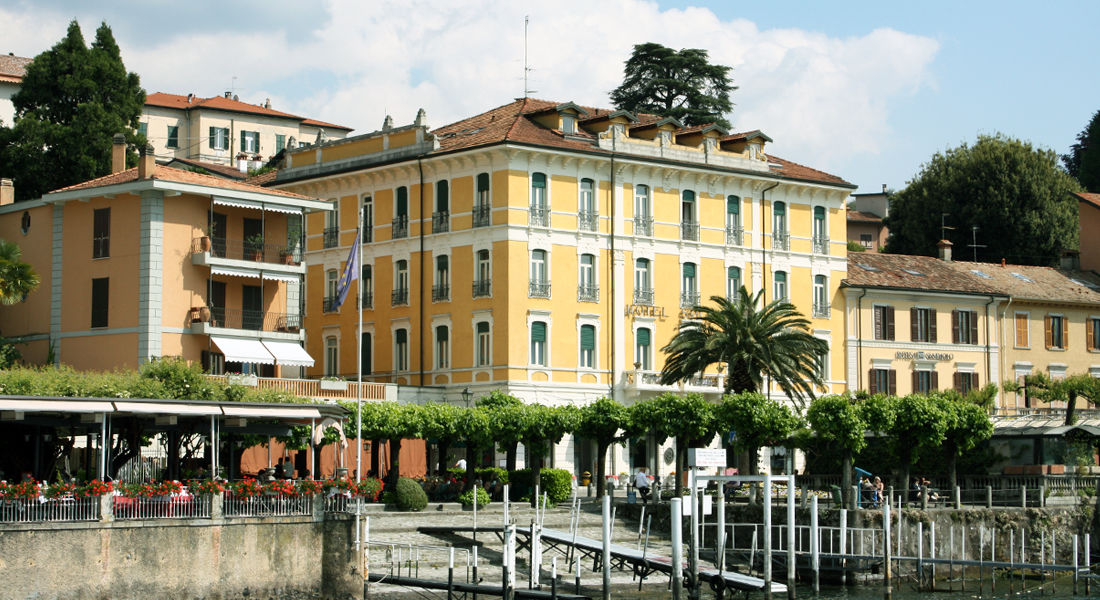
[393,477,428,512]
[509,468,573,504]
[447,467,467,479]
[357,477,384,502]
[458,486,491,507]
[477,467,509,484]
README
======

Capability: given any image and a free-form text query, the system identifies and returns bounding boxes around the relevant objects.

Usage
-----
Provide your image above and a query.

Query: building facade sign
[626,304,668,318]
[895,351,953,361]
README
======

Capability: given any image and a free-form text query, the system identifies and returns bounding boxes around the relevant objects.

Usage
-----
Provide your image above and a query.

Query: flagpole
[354,201,364,573]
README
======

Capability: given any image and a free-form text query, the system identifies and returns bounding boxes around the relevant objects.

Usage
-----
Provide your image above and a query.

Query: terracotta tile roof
[426,98,852,188]
[847,209,883,223]
[721,130,773,143]
[162,157,247,180]
[946,261,1100,305]
[49,165,311,200]
[245,170,278,186]
[842,253,1003,295]
[145,93,352,130]
[0,54,32,79]
[1073,191,1100,210]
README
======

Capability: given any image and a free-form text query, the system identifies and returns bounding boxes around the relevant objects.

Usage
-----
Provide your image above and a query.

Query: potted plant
[190,305,211,324]
[320,376,347,391]
[279,246,297,265]
[244,233,265,261]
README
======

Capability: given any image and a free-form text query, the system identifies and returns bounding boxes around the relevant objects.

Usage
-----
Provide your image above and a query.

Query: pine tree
[610,42,735,128]
[1063,109,1100,192]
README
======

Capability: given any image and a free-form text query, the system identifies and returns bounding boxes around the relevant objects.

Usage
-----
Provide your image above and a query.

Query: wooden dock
[367,572,591,599]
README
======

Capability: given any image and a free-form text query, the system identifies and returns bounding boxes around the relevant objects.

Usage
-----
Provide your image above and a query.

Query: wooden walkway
[367,572,590,599]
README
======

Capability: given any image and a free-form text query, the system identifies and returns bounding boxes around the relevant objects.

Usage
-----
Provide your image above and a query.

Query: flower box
[227,374,258,387]
[320,379,347,391]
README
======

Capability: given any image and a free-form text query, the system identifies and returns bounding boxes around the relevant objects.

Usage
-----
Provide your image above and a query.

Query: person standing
[633,467,651,502]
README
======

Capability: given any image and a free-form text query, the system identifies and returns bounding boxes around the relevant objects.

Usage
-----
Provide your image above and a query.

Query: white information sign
[687,447,726,468]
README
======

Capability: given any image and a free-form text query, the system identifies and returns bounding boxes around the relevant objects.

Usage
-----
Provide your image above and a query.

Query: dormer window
[562,115,576,134]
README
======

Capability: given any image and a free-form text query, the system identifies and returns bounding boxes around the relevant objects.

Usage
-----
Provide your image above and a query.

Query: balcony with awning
[205,337,316,370]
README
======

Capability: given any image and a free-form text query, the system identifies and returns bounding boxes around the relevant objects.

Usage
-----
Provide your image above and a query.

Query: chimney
[264,98,271,109]
[937,239,953,262]
[186,93,193,103]
[0,178,13,206]
[137,143,156,179]
[1061,249,1081,270]
[224,91,232,98]
[112,133,127,173]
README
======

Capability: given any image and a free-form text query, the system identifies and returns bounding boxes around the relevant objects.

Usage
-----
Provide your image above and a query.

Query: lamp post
[462,387,473,408]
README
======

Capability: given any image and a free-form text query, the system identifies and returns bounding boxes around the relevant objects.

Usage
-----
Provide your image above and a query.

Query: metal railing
[204,375,388,399]
[362,227,372,243]
[0,496,100,523]
[681,291,700,308]
[472,203,491,228]
[324,495,368,514]
[578,210,598,231]
[206,307,301,332]
[813,302,830,318]
[113,495,212,520]
[93,236,110,258]
[681,221,699,241]
[431,284,450,302]
[634,216,653,237]
[529,205,550,227]
[813,235,829,254]
[391,288,409,306]
[634,288,654,305]
[432,211,449,233]
[193,236,304,265]
[323,296,339,313]
[323,227,339,249]
[726,225,744,246]
[529,280,551,298]
[577,284,599,302]
[392,216,409,239]
[472,280,491,298]
[361,292,373,309]
[773,231,790,251]
[224,494,312,518]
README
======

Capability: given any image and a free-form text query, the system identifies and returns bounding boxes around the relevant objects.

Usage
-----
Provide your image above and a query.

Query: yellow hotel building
[270,99,855,471]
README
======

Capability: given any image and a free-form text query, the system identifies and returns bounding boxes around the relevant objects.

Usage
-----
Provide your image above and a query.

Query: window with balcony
[325,337,338,377]
[726,195,743,245]
[726,266,741,301]
[954,372,979,394]
[324,203,339,248]
[530,321,547,366]
[208,127,229,150]
[680,190,698,241]
[473,249,491,297]
[242,285,262,330]
[324,269,338,312]
[435,326,449,369]
[362,196,373,243]
[530,172,549,227]
[395,328,408,372]
[393,186,409,239]
[578,178,597,231]
[772,201,788,250]
[773,271,788,302]
[474,173,491,227]
[91,277,109,328]
[635,327,652,371]
[240,130,259,154]
[361,265,373,309]
[578,253,598,302]
[433,180,449,233]
[874,305,895,340]
[433,255,450,301]
[167,125,179,149]
[913,369,937,394]
[634,258,653,305]
[93,208,110,258]
[627,185,651,240]
[1045,314,1066,349]
[681,262,699,307]
[529,249,549,298]
[476,321,491,367]
[579,324,596,368]
[911,307,937,342]
[953,309,978,344]
[812,206,828,254]
[393,260,409,306]
[868,368,896,394]
[812,275,829,317]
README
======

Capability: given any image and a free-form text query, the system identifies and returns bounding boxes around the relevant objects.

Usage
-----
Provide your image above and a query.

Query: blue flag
[330,231,360,312]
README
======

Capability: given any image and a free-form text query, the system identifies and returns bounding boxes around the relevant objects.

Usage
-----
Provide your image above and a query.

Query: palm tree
[0,240,39,304]
[659,287,827,410]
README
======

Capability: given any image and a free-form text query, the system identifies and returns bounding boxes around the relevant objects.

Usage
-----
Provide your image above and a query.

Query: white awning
[262,271,300,282]
[261,204,301,215]
[210,336,275,365]
[211,266,261,279]
[262,341,315,367]
[213,196,261,211]
[0,399,114,413]
[113,401,222,416]
[222,405,323,420]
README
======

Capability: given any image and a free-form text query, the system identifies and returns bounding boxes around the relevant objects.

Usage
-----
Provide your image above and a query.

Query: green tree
[479,391,526,472]
[609,42,735,128]
[630,393,716,497]
[576,397,630,496]
[714,392,800,476]
[1063,109,1100,192]
[806,395,867,507]
[0,20,145,201]
[519,404,577,505]
[934,394,993,494]
[660,289,828,411]
[0,240,40,305]
[884,134,1080,266]
[454,407,494,485]
[1006,372,1100,426]
[418,402,464,474]
[358,402,423,487]
[887,394,948,493]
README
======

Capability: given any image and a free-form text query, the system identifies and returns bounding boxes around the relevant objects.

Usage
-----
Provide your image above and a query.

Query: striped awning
[210,336,275,365]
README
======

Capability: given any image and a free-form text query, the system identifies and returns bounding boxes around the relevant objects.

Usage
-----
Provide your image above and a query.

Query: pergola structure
[0,395,348,481]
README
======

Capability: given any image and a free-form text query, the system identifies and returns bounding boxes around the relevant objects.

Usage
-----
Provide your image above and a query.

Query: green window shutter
[814,206,825,220]
[396,329,407,344]
[774,202,786,216]
[436,181,449,211]
[531,321,547,342]
[637,328,651,347]
[241,133,247,152]
[477,173,490,192]
[209,126,216,149]
[683,263,696,278]
[437,326,448,342]
[532,173,546,188]
[683,190,695,202]
[727,196,739,214]
[477,321,489,334]
[276,134,285,153]
[397,187,408,216]
[581,325,595,350]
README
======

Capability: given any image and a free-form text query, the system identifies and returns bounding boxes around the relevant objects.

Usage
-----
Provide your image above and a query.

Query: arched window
[435,325,449,369]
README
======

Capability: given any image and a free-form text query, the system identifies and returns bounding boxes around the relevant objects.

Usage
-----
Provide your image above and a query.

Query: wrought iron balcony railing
[432,284,450,302]
[529,280,551,298]
[773,232,790,251]
[432,211,449,233]
[725,225,744,246]
[681,222,699,241]
[323,227,339,249]
[577,284,599,302]
[529,205,550,227]
[391,288,409,306]
[392,216,409,239]
[472,203,491,228]
[633,288,654,305]
[577,210,598,232]
[633,216,653,237]
[813,235,829,254]
[204,306,301,332]
[813,302,831,318]
[472,280,491,298]
[680,291,700,308]
[193,236,304,265]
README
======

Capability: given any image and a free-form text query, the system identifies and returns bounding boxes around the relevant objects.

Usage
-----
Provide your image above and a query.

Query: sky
[3,0,1098,194]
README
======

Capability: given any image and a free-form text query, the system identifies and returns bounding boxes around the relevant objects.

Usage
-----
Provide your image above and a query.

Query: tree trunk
[437,440,450,475]
[841,453,853,508]
[388,438,402,488]
[947,451,958,501]
[674,440,684,498]
[1065,391,1079,426]
[370,438,382,478]
[531,441,544,508]
[506,442,518,472]
[748,446,760,475]
[167,431,180,481]
[595,440,611,497]
[465,444,476,486]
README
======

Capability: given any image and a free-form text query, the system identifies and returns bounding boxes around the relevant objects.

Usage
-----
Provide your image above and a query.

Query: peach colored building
[0,140,331,375]
[1075,192,1100,272]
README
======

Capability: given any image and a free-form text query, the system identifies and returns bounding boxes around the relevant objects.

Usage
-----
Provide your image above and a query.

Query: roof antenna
[940,213,955,242]
[523,16,537,98]
[968,226,986,262]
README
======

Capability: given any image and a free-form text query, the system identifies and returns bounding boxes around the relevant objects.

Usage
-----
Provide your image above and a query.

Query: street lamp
[462,387,473,407]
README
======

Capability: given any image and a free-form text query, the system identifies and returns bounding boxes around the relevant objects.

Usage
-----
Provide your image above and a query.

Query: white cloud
[1,0,939,178]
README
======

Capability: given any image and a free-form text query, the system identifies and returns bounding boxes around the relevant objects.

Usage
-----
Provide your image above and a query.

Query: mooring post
[473,484,478,543]
[688,483,700,600]
[986,486,992,509]
[671,496,684,600]
[638,504,647,548]
[472,546,479,600]
[811,495,820,594]
[1020,485,1027,508]
[787,473,796,600]
[1085,533,1091,595]
[979,526,985,595]
[504,524,516,600]
[920,485,928,510]
[883,500,891,599]
[717,492,726,571]
[851,485,859,511]
[917,521,924,591]
[530,518,542,590]
[991,527,997,592]
[1073,533,1079,596]
[504,483,510,527]
[575,556,581,595]
[447,547,455,600]
[929,521,936,586]
[602,494,611,600]
[954,486,961,510]
[961,526,966,592]
[764,474,773,600]
[948,525,955,592]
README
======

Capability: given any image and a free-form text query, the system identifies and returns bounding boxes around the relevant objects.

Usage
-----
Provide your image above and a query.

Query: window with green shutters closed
[531,321,547,366]
[636,327,651,370]
[275,134,286,154]
[167,125,179,149]
[580,324,595,368]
